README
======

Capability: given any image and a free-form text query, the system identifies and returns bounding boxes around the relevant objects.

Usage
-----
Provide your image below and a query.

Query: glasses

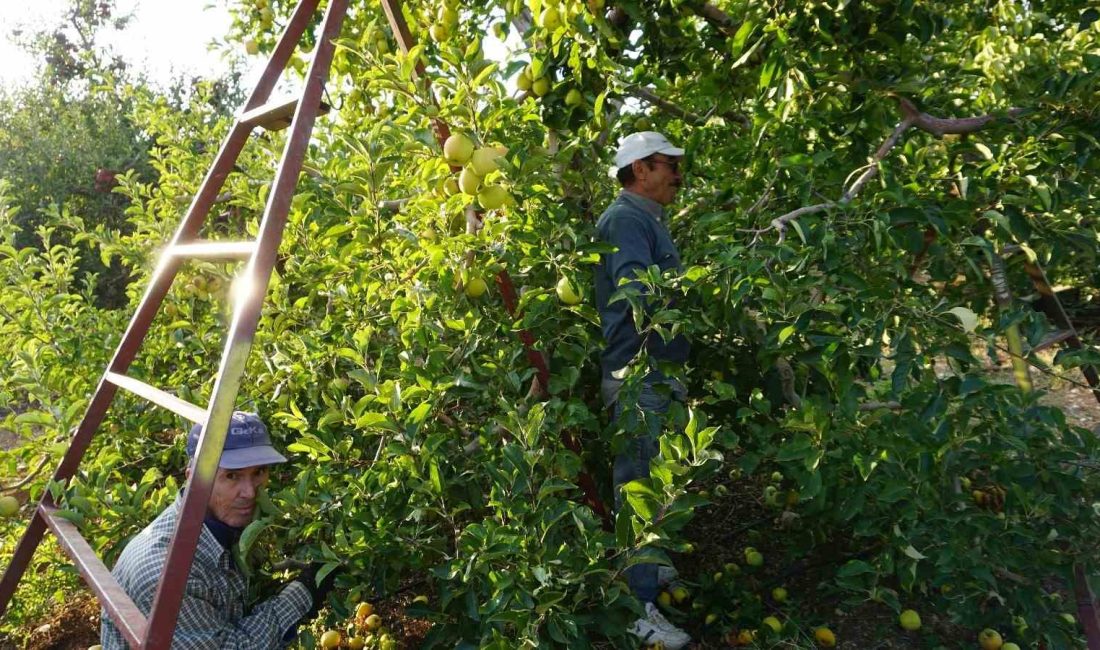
[647,157,681,173]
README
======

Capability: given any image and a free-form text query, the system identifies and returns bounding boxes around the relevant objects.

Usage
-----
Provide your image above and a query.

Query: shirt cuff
[282,580,313,619]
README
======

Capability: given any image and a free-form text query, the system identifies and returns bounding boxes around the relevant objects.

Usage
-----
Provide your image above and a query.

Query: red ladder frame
[0,1,348,646]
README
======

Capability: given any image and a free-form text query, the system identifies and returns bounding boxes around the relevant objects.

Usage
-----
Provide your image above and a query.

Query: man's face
[207,465,269,527]
[633,154,683,206]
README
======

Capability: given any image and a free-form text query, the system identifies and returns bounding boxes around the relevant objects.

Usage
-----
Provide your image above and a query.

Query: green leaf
[902,544,927,561]
[622,480,660,521]
[355,412,396,430]
[730,20,758,58]
[837,559,876,578]
[946,306,979,333]
[239,519,270,558]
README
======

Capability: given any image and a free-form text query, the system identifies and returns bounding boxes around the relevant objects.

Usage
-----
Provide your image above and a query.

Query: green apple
[899,609,921,631]
[439,6,458,27]
[978,628,1003,650]
[671,586,689,604]
[244,39,259,56]
[556,277,582,305]
[443,133,475,165]
[477,185,509,210]
[430,23,450,43]
[524,62,544,81]
[763,485,781,508]
[459,167,482,195]
[532,77,551,97]
[540,5,562,30]
[565,88,584,107]
[465,277,488,298]
[517,69,533,91]
[470,147,505,176]
[0,496,19,518]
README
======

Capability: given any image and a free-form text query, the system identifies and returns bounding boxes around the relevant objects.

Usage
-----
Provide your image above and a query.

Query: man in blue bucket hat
[100,412,335,649]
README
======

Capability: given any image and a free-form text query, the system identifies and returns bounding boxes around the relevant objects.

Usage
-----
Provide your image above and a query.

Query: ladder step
[106,372,206,424]
[240,97,330,131]
[169,241,256,261]
[39,504,147,645]
[1032,329,1076,353]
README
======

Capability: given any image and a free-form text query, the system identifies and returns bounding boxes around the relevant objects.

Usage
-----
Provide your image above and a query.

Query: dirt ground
[4,596,102,650]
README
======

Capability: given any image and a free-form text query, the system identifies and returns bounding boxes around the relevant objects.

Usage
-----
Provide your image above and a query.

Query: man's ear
[631,158,648,181]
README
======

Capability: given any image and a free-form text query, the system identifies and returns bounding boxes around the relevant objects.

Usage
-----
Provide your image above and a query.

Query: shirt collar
[204,513,244,550]
[619,190,665,221]
[171,493,243,562]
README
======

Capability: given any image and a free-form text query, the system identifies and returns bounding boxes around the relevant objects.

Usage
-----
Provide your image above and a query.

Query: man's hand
[295,563,341,619]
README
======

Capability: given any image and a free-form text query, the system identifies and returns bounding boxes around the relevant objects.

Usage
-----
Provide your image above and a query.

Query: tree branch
[897,97,1026,137]
[1,455,51,493]
[691,2,739,35]
[748,97,1024,243]
[626,85,749,128]
[842,118,913,201]
[378,198,408,213]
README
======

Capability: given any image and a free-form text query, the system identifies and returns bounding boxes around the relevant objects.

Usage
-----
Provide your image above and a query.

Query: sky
[0,1,518,92]
[0,1,236,90]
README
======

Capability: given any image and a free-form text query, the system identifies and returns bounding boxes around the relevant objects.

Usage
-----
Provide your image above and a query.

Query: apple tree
[2,0,1100,647]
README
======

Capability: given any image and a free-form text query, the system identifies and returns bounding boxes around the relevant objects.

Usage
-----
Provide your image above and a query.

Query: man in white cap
[596,131,692,649]
[100,411,335,649]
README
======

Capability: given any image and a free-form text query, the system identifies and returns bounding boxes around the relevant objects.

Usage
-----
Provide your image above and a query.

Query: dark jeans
[603,377,685,604]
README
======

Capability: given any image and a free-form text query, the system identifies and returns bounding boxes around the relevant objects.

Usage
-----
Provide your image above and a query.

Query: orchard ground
[2,342,1098,649]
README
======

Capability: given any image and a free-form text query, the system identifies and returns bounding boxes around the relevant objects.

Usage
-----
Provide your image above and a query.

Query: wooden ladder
[0,0,348,646]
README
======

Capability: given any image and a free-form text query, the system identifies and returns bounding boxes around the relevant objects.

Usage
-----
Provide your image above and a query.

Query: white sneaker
[628,602,692,649]
[656,565,679,588]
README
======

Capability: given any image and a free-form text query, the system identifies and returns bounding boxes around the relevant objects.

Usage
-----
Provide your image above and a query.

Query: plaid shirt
[101,496,311,649]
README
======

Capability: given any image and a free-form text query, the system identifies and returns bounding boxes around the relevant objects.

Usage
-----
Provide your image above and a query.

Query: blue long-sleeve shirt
[594,190,690,379]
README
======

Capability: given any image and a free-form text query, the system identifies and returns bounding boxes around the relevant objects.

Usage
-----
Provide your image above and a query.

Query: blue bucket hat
[187,411,288,470]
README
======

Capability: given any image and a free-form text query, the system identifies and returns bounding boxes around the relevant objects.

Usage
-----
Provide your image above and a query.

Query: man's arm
[120,569,311,650]
[605,213,656,297]
[169,580,312,650]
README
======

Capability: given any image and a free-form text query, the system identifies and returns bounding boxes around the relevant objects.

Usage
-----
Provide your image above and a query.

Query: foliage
[0,0,244,307]
[2,0,1100,647]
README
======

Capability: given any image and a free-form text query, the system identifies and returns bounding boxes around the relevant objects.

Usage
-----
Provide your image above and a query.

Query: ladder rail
[0,1,345,645]
[143,1,349,645]
[39,505,148,648]
[0,119,261,624]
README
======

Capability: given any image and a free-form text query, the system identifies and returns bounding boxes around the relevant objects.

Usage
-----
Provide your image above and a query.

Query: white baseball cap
[608,131,685,178]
